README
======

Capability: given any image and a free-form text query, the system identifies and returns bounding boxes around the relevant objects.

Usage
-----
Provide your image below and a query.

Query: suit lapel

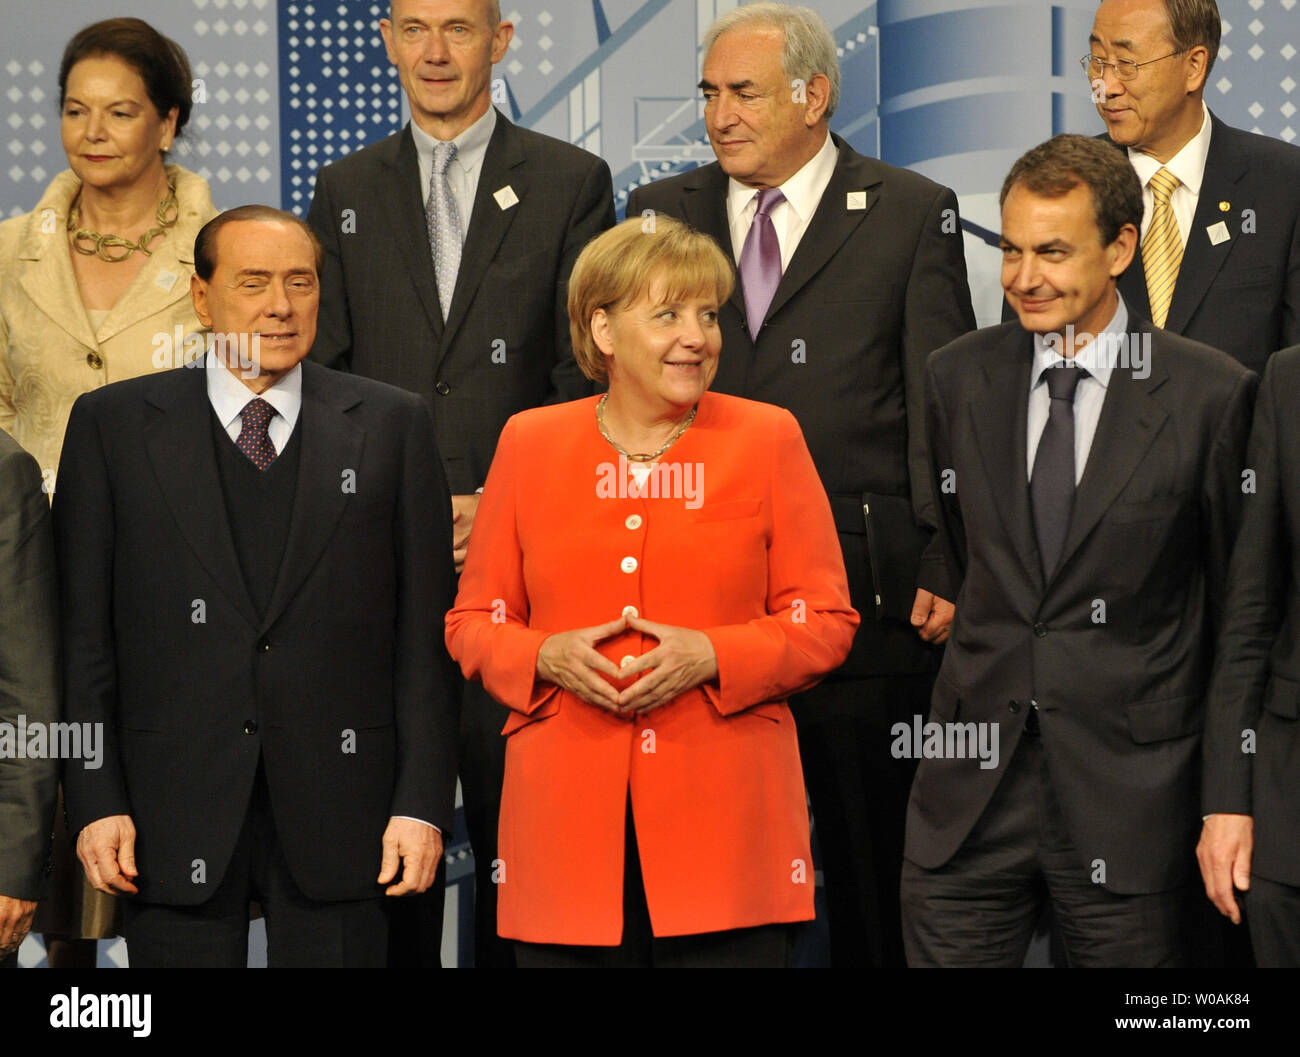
[17,215,97,350]
[677,164,745,324]
[969,328,1041,592]
[259,362,364,632]
[1054,324,1169,575]
[145,366,259,628]
[439,112,526,358]
[765,136,876,323]
[378,128,445,344]
[1164,116,1249,335]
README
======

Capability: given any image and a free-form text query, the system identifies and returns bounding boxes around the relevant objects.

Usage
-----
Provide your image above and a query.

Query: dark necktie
[738,187,785,337]
[236,397,278,470]
[1030,363,1089,577]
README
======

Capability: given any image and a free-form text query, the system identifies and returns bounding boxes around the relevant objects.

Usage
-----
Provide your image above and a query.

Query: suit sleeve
[923,351,966,605]
[53,397,131,837]
[699,411,860,715]
[1282,202,1300,349]
[548,157,615,404]
[391,395,459,832]
[1203,364,1275,816]
[0,444,59,900]
[445,416,558,716]
[306,165,354,374]
[903,186,975,599]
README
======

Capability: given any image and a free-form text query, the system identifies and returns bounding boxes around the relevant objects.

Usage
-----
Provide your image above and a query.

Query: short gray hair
[704,2,841,120]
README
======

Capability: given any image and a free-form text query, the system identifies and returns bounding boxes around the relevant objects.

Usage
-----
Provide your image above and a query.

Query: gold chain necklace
[67,175,179,262]
[596,393,697,462]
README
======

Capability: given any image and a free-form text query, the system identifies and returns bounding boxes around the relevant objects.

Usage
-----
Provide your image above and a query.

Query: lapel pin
[1219,201,1231,212]
[494,185,519,211]
[155,269,177,291]
[1207,220,1231,246]
[846,190,867,211]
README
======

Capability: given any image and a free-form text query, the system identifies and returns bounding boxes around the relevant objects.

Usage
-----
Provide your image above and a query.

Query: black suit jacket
[306,111,616,494]
[908,318,1256,893]
[1114,113,1300,374]
[627,135,976,677]
[1203,344,1300,886]
[54,361,458,906]
[0,431,58,902]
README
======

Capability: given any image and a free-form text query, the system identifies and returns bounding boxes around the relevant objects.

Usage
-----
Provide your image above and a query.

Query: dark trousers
[457,679,516,968]
[901,728,1195,967]
[516,798,793,968]
[1244,874,1300,967]
[789,671,933,967]
[123,762,387,968]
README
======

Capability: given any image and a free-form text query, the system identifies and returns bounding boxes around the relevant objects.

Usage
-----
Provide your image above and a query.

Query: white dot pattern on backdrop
[427,140,462,321]
[281,0,404,214]
[1212,3,1300,142]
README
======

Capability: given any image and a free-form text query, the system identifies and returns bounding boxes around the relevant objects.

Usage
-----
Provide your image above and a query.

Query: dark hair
[59,18,194,136]
[193,206,325,280]
[1161,0,1221,80]
[1000,134,1142,246]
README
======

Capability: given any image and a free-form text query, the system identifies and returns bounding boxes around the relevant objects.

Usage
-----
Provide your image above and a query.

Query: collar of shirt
[1031,294,1130,390]
[412,105,496,212]
[726,131,838,268]
[205,349,303,444]
[1129,102,1212,246]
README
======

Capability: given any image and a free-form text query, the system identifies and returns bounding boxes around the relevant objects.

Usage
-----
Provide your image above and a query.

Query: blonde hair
[568,215,735,382]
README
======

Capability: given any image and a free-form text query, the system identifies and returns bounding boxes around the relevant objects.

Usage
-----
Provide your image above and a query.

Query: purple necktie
[236,397,278,470]
[739,187,785,337]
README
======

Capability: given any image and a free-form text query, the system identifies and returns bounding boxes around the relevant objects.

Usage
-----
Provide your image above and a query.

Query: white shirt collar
[725,130,837,228]
[204,348,303,433]
[1032,293,1130,389]
[411,105,496,181]
[1128,101,1212,195]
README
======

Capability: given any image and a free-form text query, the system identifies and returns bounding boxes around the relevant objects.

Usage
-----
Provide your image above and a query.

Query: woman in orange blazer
[445,216,858,967]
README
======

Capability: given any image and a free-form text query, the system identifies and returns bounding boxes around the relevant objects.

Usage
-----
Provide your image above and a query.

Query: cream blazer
[0,164,216,488]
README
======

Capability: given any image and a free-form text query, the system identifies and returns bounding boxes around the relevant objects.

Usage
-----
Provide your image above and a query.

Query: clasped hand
[536,614,718,717]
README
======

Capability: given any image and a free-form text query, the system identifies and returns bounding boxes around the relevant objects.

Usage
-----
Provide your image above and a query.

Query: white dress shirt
[725,131,838,270]
[1129,101,1212,247]
[205,349,302,450]
[411,105,497,240]
[1026,296,1130,484]
[205,351,435,833]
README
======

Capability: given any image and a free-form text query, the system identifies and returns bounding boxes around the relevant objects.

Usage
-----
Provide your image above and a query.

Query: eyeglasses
[1079,50,1185,81]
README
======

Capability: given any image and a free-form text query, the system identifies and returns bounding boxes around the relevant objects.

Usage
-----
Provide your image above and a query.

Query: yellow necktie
[1143,167,1183,328]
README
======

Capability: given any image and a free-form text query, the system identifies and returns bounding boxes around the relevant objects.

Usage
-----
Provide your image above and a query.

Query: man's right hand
[537,615,630,714]
[77,815,140,896]
[1196,813,1253,924]
[0,894,38,959]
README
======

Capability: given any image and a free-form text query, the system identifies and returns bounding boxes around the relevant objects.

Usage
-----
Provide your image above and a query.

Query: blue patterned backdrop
[6,0,1298,966]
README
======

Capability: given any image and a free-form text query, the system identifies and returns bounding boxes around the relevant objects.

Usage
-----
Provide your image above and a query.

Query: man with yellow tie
[1088,0,1300,373]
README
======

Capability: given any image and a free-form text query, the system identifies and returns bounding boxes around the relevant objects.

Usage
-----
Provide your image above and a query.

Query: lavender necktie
[739,187,785,337]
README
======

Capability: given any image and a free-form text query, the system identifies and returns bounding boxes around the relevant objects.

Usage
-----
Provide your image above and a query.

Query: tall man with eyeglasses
[1086,0,1300,374]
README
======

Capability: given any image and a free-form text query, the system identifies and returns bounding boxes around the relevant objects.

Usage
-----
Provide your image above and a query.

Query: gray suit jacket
[0,430,58,901]
[307,111,615,494]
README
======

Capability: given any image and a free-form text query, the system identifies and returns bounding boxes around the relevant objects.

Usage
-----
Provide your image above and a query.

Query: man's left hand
[452,493,480,573]
[911,588,954,644]
[377,818,442,896]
